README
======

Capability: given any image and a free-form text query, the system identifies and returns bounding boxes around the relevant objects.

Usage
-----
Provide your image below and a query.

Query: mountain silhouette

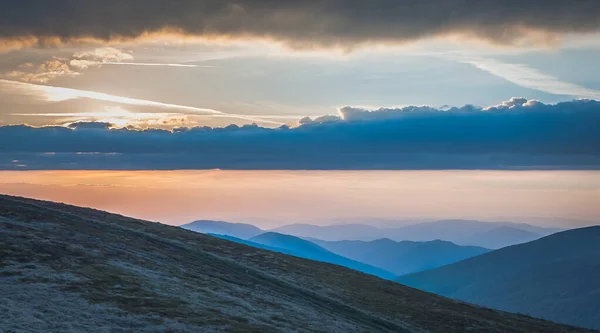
[458,226,542,249]
[397,226,600,330]
[313,238,490,275]
[180,220,263,239]
[249,232,395,279]
[274,219,561,248]
[271,223,382,240]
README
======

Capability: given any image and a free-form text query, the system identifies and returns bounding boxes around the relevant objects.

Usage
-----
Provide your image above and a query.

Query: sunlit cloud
[462,57,600,99]
[0,78,219,113]
[69,47,198,68]
[12,106,295,129]
[3,58,79,83]
[73,47,134,63]
[102,62,204,68]
[4,47,200,84]
[15,106,188,129]
[0,79,287,126]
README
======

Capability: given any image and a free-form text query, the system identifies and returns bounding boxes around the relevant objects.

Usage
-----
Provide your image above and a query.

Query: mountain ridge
[312,238,490,275]
[458,225,542,249]
[211,232,396,279]
[273,219,561,248]
[180,220,263,239]
[397,226,600,330]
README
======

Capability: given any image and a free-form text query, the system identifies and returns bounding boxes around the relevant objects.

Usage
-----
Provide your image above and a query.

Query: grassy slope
[0,195,594,333]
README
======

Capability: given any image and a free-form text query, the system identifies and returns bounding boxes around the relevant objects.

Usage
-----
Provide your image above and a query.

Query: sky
[1,1,600,129]
[1,170,598,227]
[0,1,599,225]
[0,2,600,170]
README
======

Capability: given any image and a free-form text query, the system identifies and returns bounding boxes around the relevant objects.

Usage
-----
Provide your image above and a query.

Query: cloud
[101,62,201,68]
[69,47,202,68]
[68,121,112,130]
[0,79,286,126]
[3,58,79,83]
[2,48,137,83]
[1,1,600,50]
[3,47,199,84]
[1,98,599,170]
[0,78,220,113]
[20,106,190,129]
[68,47,197,69]
[463,58,600,99]
[73,47,134,63]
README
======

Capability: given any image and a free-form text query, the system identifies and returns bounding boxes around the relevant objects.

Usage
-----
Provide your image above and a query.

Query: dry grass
[0,194,596,333]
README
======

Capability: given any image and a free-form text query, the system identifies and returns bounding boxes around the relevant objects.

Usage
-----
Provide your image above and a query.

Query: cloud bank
[1,1,600,50]
[1,98,599,170]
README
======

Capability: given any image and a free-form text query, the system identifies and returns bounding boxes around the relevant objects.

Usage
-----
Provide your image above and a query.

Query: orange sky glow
[1,170,598,227]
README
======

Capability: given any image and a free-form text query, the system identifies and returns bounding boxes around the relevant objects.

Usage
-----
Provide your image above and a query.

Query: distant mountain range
[271,223,383,241]
[209,232,395,279]
[273,219,563,248]
[180,220,263,239]
[458,226,542,249]
[492,216,599,229]
[247,232,395,279]
[312,238,490,276]
[4,194,590,332]
[397,226,600,330]
[207,233,290,254]
[181,220,495,276]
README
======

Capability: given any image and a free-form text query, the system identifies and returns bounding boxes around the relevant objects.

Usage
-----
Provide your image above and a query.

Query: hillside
[180,220,263,239]
[248,232,395,279]
[397,226,600,330]
[0,194,593,333]
[313,238,490,275]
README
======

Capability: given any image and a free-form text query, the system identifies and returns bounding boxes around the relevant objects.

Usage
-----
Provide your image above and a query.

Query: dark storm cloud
[1,98,599,170]
[1,1,600,49]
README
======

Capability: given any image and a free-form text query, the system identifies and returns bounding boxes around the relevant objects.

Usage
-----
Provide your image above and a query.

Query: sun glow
[76,107,187,128]
[0,170,598,226]
[0,79,292,126]
[14,106,187,129]
[0,78,221,113]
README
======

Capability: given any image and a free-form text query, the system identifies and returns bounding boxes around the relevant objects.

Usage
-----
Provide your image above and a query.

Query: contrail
[103,62,213,68]
[0,79,220,113]
[461,57,600,99]
[0,79,285,125]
